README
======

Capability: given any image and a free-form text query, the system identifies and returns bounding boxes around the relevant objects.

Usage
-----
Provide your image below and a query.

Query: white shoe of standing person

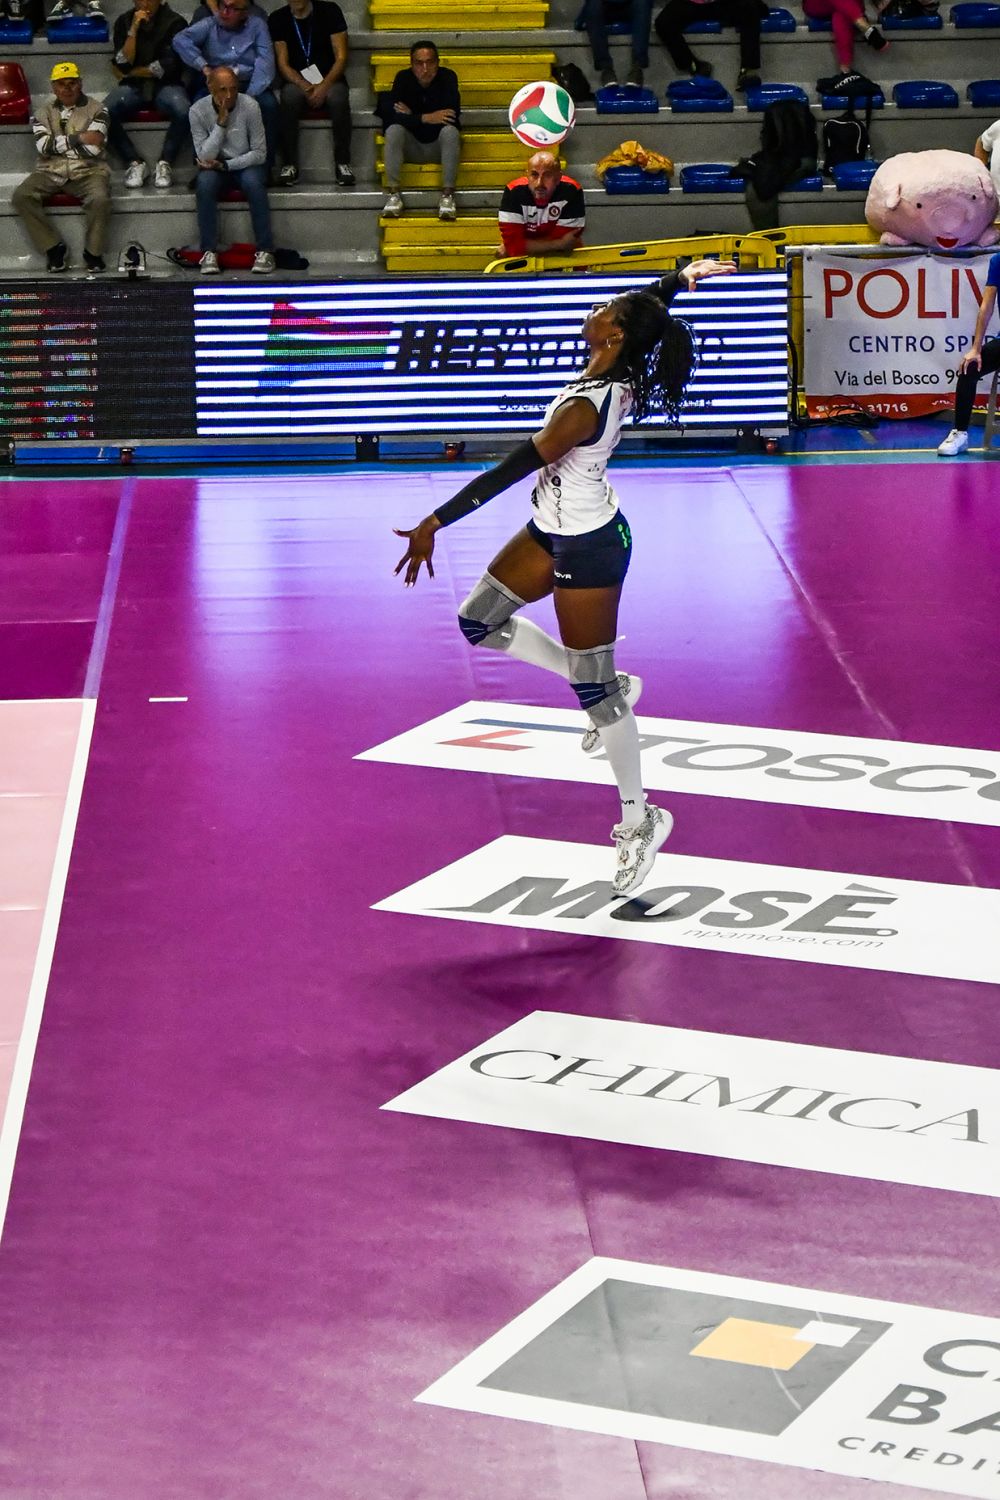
[438,192,457,220]
[611,802,672,898]
[382,192,403,217]
[582,673,643,755]
[199,250,220,275]
[937,428,969,457]
[252,250,275,274]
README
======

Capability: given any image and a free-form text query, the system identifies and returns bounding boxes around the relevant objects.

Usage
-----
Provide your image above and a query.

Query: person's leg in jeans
[631,0,654,67]
[583,0,614,75]
[383,122,409,188]
[437,124,461,192]
[953,338,1000,431]
[103,81,144,165]
[234,164,274,248]
[325,77,352,168]
[196,166,224,249]
[721,0,763,71]
[250,88,279,173]
[654,0,710,72]
[278,80,306,168]
[152,82,193,164]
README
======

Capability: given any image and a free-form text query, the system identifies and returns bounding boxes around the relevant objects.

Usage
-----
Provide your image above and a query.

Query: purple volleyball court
[2,460,999,1500]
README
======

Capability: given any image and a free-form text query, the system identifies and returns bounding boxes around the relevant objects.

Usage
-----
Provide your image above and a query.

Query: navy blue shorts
[526,512,632,590]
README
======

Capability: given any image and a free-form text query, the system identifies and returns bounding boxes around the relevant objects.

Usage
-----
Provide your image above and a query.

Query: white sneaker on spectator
[153,160,172,188]
[382,191,403,217]
[252,250,275,274]
[85,0,103,15]
[124,160,147,189]
[48,0,71,16]
[438,192,457,220]
[937,428,969,456]
[199,250,220,275]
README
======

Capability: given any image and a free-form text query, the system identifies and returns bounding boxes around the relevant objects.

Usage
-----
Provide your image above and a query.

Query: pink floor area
[0,465,999,1500]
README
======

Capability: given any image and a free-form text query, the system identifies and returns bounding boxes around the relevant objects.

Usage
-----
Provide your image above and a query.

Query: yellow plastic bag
[596,139,674,180]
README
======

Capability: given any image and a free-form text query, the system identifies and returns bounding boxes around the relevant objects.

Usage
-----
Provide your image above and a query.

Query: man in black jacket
[378,39,461,221]
[105,0,190,188]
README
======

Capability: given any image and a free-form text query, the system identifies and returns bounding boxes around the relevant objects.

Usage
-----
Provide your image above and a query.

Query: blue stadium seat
[819,90,884,107]
[46,12,108,38]
[684,16,723,29]
[745,82,810,108]
[666,77,734,110]
[882,7,942,23]
[761,6,797,28]
[832,159,879,188]
[680,162,745,191]
[967,79,1000,105]
[950,2,1000,21]
[892,79,959,106]
[789,173,824,191]
[806,13,832,28]
[604,166,670,192]
[595,84,660,111]
[0,18,32,42]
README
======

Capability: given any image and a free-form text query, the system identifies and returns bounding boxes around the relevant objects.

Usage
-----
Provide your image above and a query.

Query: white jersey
[530,378,633,536]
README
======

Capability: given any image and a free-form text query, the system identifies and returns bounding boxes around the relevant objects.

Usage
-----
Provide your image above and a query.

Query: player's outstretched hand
[393,516,440,586]
[682,258,738,289]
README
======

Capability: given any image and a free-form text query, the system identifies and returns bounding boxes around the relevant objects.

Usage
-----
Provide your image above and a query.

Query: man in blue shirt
[938,252,1000,456]
[174,0,277,168]
[189,65,274,273]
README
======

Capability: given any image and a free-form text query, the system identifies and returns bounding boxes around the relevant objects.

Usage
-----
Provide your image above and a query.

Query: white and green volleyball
[508,80,576,149]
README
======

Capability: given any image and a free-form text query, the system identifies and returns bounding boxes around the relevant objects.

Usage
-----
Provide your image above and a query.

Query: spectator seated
[892,79,959,106]
[667,76,734,109]
[604,163,669,189]
[0,61,31,121]
[595,83,659,110]
[760,6,795,27]
[950,1,1000,21]
[832,158,879,187]
[968,79,1000,106]
[746,82,809,107]
[680,161,745,190]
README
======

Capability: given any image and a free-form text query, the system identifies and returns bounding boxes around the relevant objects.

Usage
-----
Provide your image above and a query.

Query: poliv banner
[802,251,994,420]
[192,273,788,436]
[384,1009,998,1197]
[375,834,1000,986]
[357,701,1000,828]
[418,1257,1000,1498]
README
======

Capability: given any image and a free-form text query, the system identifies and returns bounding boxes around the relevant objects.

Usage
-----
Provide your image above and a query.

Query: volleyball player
[394,258,736,898]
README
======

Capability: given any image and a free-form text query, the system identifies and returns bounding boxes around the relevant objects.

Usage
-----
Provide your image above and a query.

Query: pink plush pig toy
[866,150,999,248]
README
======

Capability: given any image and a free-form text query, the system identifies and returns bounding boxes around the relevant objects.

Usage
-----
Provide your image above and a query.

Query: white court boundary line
[0,697,96,1239]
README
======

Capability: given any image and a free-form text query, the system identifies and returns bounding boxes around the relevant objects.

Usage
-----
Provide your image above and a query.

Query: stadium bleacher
[0,0,997,273]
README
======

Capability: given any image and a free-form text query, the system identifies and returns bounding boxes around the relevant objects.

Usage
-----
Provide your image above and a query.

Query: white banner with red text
[802,250,995,419]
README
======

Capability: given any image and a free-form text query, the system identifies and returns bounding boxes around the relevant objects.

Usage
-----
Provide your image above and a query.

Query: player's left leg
[554,572,670,898]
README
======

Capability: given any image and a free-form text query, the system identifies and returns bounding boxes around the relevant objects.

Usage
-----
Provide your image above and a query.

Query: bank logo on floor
[374,835,1000,987]
[357,701,1000,828]
[384,1010,999,1197]
[418,1259,1000,1497]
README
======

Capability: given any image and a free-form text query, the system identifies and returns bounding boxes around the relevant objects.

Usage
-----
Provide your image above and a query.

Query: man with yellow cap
[12,62,111,272]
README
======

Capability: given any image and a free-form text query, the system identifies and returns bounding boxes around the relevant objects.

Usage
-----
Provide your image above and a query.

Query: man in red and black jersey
[498,150,586,258]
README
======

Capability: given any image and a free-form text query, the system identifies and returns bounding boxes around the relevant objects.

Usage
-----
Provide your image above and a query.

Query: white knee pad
[567,643,627,726]
[458,572,525,649]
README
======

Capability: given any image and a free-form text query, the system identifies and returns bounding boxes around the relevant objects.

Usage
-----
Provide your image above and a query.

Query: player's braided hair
[609,290,696,423]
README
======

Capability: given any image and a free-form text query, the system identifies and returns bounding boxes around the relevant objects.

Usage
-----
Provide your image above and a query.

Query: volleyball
[508,80,576,149]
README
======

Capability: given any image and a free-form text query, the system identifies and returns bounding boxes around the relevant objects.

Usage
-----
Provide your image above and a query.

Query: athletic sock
[596,709,647,826]
[499,616,572,678]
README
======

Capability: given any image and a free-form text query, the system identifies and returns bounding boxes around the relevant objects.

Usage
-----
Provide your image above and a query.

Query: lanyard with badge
[293,12,324,85]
